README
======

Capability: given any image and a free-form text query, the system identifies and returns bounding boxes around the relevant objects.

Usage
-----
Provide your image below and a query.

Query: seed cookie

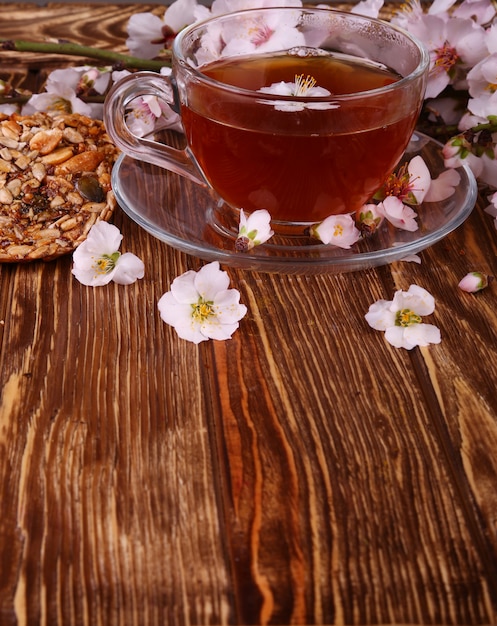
[0,111,119,262]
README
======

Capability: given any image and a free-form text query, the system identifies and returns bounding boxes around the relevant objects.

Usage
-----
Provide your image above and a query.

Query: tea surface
[182,51,418,222]
[203,50,398,95]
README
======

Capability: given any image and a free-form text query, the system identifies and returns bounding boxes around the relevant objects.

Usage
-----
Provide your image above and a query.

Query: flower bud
[458,272,492,293]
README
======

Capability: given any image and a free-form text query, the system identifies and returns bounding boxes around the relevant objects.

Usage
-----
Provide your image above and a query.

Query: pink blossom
[378,156,431,205]
[393,10,488,98]
[236,209,274,251]
[126,0,202,59]
[311,214,361,248]
[376,196,419,232]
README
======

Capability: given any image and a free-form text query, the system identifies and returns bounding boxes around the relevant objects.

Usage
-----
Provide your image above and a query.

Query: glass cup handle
[103,71,207,186]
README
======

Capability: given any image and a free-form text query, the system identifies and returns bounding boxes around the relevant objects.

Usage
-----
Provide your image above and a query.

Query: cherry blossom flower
[466,54,497,120]
[310,214,361,248]
[157,261,247,343]
[458,271,492,292]
[365,285,441,350]
[235,209,274,251]
[378,156,431,205]
[373,156,459,227]
[126,0,202,59]
[23,67,110,118]
[72,222,145,286]
[375,196,419,232]
[392,8,488,99]
[113,68,183,137]
[258,74,334,111]
[198,3,304,63]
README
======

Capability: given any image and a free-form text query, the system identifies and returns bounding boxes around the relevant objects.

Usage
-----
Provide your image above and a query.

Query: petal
[377,196,419,231]
[404,323,441,347]
[157,291,193,325]
[213,290,248,324]
[405,284,436,315]
[384,326,411,349]
[194,261,230,300]
[170,270,200,303]
[172,319,210,344]
[199,318,241,341]
[71,265,114,287]
[408,155,431,203]
[424,168,461,202]
[79,221,123,257]
[126,13,165,59]
[164,0,199,31]
[351,0,384,18]
[401,254,422,264]
[365,299,396,330]
[112,252,145,285]
[426,71,451,99]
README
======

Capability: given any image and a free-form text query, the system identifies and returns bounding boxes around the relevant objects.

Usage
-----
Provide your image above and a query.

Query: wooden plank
[0,223,234,625]
[205,259,497,624]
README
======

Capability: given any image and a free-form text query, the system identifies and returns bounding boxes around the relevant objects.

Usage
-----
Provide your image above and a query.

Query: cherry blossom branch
[0,39,171,71]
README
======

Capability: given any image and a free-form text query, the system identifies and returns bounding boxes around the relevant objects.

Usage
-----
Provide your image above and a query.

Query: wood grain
[0,250,233,625]
[1,3,497,625]
[207,251,497,624]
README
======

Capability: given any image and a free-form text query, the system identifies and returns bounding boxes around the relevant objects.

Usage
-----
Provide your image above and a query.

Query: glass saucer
[112,132,477,275]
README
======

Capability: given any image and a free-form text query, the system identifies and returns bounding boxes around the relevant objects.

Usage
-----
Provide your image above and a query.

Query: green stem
[0,94,106,105]
[0,39,171,71]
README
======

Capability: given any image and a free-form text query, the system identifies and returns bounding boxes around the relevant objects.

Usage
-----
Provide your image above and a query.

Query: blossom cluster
[1,0,496,189]
[386,0,497,189]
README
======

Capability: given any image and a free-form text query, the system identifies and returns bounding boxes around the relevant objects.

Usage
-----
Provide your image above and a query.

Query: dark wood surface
[1,3,497,625]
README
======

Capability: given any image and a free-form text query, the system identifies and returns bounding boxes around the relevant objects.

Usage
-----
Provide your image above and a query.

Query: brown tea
[181,51,419,222]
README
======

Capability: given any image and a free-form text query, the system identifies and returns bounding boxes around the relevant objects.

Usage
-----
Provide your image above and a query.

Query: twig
[0,39,171,71]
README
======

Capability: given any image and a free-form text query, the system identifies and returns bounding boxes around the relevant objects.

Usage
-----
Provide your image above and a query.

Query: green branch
[0,39,171,71]
[0,94,107,105]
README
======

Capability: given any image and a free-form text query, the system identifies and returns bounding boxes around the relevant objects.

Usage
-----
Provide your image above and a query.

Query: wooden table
[1,3,497,625]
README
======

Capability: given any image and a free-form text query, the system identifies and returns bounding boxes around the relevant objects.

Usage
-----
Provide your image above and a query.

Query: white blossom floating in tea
[258,73,335,111]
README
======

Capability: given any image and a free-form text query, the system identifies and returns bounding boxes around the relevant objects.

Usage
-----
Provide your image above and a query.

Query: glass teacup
[104,7,429,225]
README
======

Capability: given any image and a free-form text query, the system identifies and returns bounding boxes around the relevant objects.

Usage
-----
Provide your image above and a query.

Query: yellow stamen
[192,298,214,322]
[294,74,317,96]
[94,252,120,275]
[333,224,344,237]
[52,97,72,113]
[395,308,422,327]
